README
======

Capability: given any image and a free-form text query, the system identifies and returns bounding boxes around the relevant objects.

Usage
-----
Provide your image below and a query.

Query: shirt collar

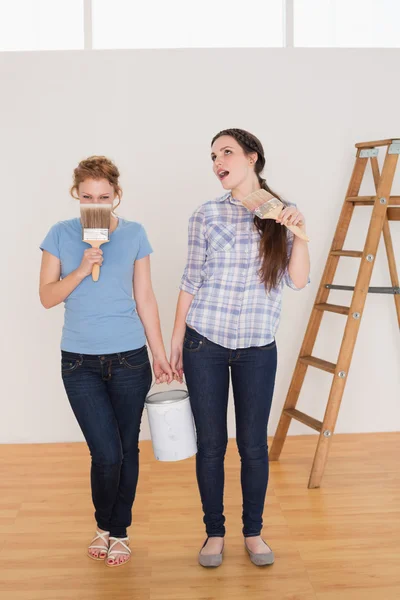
[216,192,243,206]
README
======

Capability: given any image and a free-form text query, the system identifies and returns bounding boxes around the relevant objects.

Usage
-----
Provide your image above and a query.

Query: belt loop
[79,354,83,365]
[117,352,122,364]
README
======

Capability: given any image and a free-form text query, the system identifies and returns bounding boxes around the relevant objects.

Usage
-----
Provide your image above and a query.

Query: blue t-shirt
[40,217,153,354]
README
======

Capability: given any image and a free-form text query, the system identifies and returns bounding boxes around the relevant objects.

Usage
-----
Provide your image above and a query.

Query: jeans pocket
[183,333,204,352]
[61,357,82,374]
[121,346,150,369]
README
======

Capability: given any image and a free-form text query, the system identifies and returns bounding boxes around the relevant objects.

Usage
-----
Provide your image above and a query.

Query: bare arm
[278,206,310,289]
[172,290,194,345]
[134,255,173,384]
[287,236,310,289]
[39,251,84,308]
[170,290,195,382]
[39,248,103,309]
[170,208,207,381]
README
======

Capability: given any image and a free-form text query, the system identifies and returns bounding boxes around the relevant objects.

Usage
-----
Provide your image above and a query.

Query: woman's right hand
[170,340,184,383]
[77,248,103,278]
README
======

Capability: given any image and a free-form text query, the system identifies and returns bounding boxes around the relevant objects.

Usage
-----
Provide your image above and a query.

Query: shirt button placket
[238,233,252,344]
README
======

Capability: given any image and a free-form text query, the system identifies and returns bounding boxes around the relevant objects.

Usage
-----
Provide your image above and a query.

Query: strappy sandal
[106,536,131,567]
[87,530,110,561]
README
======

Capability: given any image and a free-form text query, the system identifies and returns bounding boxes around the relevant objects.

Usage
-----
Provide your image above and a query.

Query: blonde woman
[40,156,172,567]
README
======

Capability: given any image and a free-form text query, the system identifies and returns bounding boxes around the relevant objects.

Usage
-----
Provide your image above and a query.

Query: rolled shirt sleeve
[180,207,207,295]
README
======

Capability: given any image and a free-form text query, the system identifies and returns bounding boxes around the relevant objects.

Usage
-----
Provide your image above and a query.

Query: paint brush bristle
[80,204,112,241]
[241,189,275,212]
[241,190,283,219]
[80,204,112,229]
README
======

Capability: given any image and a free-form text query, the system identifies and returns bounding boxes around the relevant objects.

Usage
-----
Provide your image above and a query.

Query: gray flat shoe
[244,539,274,566]
[198,538,224,568]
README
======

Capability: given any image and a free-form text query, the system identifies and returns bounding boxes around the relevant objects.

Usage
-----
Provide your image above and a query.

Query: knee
[122,445,140,463]
[90,447,123,468]
[197,440,227,460]
[237,441,268,462]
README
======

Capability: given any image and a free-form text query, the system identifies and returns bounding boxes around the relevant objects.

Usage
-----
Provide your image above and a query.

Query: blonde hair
[70,155,123,211]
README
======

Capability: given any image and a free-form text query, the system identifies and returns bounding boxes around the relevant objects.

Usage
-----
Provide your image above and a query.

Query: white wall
[0,48,399,444]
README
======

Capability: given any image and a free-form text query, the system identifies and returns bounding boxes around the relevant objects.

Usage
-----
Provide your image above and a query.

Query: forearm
[40,270,86,309]
[136,293,167,360]
[288,236,310,289]
[172,290,194,344]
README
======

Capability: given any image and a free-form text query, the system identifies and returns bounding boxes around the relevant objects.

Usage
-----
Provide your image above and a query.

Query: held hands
[77,248,103,278]
[276,206,306,231]
[153,355,174,384]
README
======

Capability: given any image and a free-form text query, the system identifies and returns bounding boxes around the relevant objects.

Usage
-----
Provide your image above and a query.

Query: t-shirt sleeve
[136,225,153,260]
[40,224,61,259]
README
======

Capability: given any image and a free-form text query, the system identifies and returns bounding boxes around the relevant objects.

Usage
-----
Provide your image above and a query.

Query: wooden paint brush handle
[92,263,101,282]
[286,224,310,242]
[89,240,108,282]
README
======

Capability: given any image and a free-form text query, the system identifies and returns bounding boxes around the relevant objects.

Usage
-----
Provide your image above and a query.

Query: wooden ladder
[269,138,400,489]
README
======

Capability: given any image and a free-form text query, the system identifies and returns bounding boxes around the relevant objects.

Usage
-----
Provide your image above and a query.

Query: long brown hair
[211,128,289,291]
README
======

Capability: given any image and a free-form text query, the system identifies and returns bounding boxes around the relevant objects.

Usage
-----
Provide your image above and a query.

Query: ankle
[201,537,224,555]
[97,528,109,535]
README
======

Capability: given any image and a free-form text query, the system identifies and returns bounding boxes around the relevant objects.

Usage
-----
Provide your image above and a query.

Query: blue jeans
[61,346,152,538]
[183,326,277,538]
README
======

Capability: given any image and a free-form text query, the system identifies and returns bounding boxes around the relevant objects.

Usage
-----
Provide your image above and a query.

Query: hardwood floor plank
[0,434,399,600]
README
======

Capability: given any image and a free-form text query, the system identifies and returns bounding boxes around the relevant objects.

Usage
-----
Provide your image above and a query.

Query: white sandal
[87,530,110,561]
[106,536,131,567]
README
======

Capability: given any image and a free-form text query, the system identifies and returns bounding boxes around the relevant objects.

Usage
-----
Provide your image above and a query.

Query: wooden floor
[0,433,399,600]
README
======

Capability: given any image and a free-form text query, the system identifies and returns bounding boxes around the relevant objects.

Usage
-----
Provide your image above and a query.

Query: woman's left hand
[276,206,306,230]
[153,356,174,384]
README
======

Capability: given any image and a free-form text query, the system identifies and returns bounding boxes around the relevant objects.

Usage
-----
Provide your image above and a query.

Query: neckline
[228,193,245,206]
[110,216,120,234]
[76,216,122,235]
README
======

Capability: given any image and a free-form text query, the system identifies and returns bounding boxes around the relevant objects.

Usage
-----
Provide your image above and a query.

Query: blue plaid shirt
[180,192,306,350]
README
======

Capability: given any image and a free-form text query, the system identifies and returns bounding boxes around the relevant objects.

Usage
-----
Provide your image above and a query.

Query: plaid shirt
[180,192,305,350]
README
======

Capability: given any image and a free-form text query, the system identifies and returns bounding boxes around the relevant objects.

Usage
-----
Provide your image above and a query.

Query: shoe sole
[245,544,274,566]
[198,555,223,568]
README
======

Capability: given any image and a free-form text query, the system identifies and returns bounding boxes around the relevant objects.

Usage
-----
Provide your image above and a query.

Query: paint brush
[80,204,112,281]
[241,189,310,242]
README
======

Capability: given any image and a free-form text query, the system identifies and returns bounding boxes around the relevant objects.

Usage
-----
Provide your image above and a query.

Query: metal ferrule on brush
[82,228,109,242]
[254,199,278,219]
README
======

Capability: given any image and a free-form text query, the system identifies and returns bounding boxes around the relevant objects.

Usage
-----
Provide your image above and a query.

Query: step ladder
[270,138,400,489]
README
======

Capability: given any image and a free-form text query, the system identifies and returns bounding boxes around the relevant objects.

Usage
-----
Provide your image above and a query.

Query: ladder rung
[325,284,400,294]
[299,356,336,374]
[283,409,323,432]
[331,250,363,257]
[346,195,375,204]
[387,208,400,221]
[355,138,395,148]
[346,195,400,205]
[315,303,350,315]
